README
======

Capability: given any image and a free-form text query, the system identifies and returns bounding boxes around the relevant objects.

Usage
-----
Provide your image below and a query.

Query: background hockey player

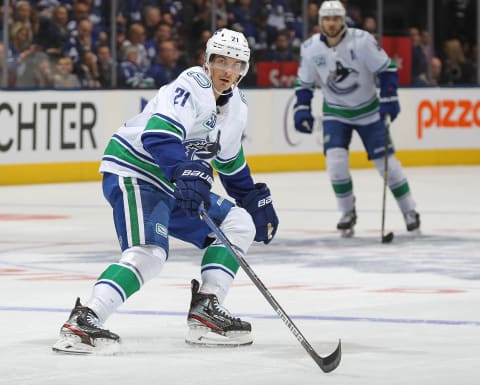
[53,28,279,353]
[293,0,420,237]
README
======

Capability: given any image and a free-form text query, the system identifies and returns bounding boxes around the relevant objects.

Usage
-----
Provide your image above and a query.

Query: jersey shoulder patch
[178,67,212,89]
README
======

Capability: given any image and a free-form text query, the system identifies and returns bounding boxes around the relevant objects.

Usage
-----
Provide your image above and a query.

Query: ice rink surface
[1,165,479,385]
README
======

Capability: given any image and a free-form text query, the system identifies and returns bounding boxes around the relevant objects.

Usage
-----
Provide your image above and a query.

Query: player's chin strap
[197,203,342,373]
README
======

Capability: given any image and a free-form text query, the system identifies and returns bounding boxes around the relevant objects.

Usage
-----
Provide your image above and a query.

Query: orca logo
[184,132,221,160]
[327,61,359,95]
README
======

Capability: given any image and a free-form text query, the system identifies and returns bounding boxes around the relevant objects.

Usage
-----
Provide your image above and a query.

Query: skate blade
[340,228,354,238]
[185,326,253,347]
[52,334,120,355]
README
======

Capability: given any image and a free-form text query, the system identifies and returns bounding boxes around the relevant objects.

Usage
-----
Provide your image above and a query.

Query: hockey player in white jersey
[293,0,420,237]
[52,28,279,353]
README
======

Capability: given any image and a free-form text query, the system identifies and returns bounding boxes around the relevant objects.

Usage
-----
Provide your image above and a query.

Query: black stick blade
[382,232,394,243]
[315,339,342,373]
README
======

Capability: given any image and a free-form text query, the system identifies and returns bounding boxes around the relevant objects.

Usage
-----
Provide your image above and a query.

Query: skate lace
[211,297,240,321]
[85,310,102,328]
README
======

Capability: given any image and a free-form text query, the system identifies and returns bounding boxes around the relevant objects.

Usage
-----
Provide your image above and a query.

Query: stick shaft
[199,206,341,372]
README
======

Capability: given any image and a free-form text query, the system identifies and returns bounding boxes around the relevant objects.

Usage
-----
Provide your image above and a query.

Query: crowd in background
[0,0,478,89]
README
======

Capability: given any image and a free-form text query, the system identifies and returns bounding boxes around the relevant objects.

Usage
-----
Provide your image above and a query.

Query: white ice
[1,166,479,385]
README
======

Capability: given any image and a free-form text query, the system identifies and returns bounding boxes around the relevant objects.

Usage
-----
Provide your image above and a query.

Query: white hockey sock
[86,245,167,324]
[326,148,355,213]
[373,155,416,213]
[199,206,255,304]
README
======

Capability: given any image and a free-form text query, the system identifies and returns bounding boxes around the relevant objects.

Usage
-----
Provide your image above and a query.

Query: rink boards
[0,88,479,185]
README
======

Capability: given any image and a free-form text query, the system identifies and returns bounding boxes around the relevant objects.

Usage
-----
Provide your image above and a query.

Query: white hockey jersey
[296,28,394,125]
[100,66,250,196]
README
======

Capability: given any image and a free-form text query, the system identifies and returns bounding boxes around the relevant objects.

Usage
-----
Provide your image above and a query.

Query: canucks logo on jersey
[184,131,221,160]
[327,61,359,95]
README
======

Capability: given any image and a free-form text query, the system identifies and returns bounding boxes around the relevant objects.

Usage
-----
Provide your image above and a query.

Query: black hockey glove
[173,160,213,218]
[239,183,279,244]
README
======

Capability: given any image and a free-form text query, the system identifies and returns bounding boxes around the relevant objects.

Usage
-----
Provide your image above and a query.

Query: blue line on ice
[1,306,479,326]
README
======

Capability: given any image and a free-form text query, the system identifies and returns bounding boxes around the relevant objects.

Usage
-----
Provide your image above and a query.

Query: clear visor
[210,56,247,74]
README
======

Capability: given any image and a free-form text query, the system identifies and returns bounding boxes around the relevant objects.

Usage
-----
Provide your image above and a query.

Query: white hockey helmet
[319,0,346,19]
[318,1,347,37]
[205,28,250,77]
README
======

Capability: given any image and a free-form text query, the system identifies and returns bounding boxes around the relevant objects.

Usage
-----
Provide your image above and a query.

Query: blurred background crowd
[0,0,478,89]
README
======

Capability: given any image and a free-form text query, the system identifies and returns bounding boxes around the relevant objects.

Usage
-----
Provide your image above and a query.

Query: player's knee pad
[326,148,350,180]
[373,155,406,186]
[220,206,255,253]
[119,245,167,283]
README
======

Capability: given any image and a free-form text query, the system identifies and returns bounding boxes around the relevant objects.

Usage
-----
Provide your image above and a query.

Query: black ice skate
[52,297,120,354]
[185,279,252,347]
[337,208,357,238]
[404,210,421,232]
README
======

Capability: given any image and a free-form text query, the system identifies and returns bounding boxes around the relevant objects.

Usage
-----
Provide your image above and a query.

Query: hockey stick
[381,114,394,243]
[198,205,341,373]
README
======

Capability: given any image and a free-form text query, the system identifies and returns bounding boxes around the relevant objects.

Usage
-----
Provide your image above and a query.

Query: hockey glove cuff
[379,70,400,121]
[173,160,213,218]
[239,183,279,244]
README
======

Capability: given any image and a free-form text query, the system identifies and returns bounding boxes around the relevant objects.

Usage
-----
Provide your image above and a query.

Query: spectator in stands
[362,15,377,37]
[249,7,273,60]
[145,21,173,64]
[16,46,55,88]
[10,25,31,58]
[182,0,212,52]
[121,22,150,71]
[64,18,97,64]
[0,5,14,41]
[66,1,90,37]
[53,55,81,88]
[11,1,37,48]
[11,27,47,88]
[147,39,183,88]
[409,27,429,85]
[470,43,478,84]
[96,43,114,88]
[229,0,259,44]
[214,0,229,29]
[263,0,295,36]
[35,5,70,59]
[118,45,154,88]
[0,41,17,87]
[118,0,143,25]
[143,5,162,40]
[76,50,100,88]
[441,38,474,85]
[430,56,442,86]
[33,52,55,88]
[306,2,320,36]
[264,29,298,62]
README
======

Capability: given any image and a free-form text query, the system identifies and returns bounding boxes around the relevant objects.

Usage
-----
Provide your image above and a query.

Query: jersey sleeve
[213,90,255,200]
[360,32,391,74]
[215,145,255,201]
[141,71,205,180]
[296,36,318,89]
